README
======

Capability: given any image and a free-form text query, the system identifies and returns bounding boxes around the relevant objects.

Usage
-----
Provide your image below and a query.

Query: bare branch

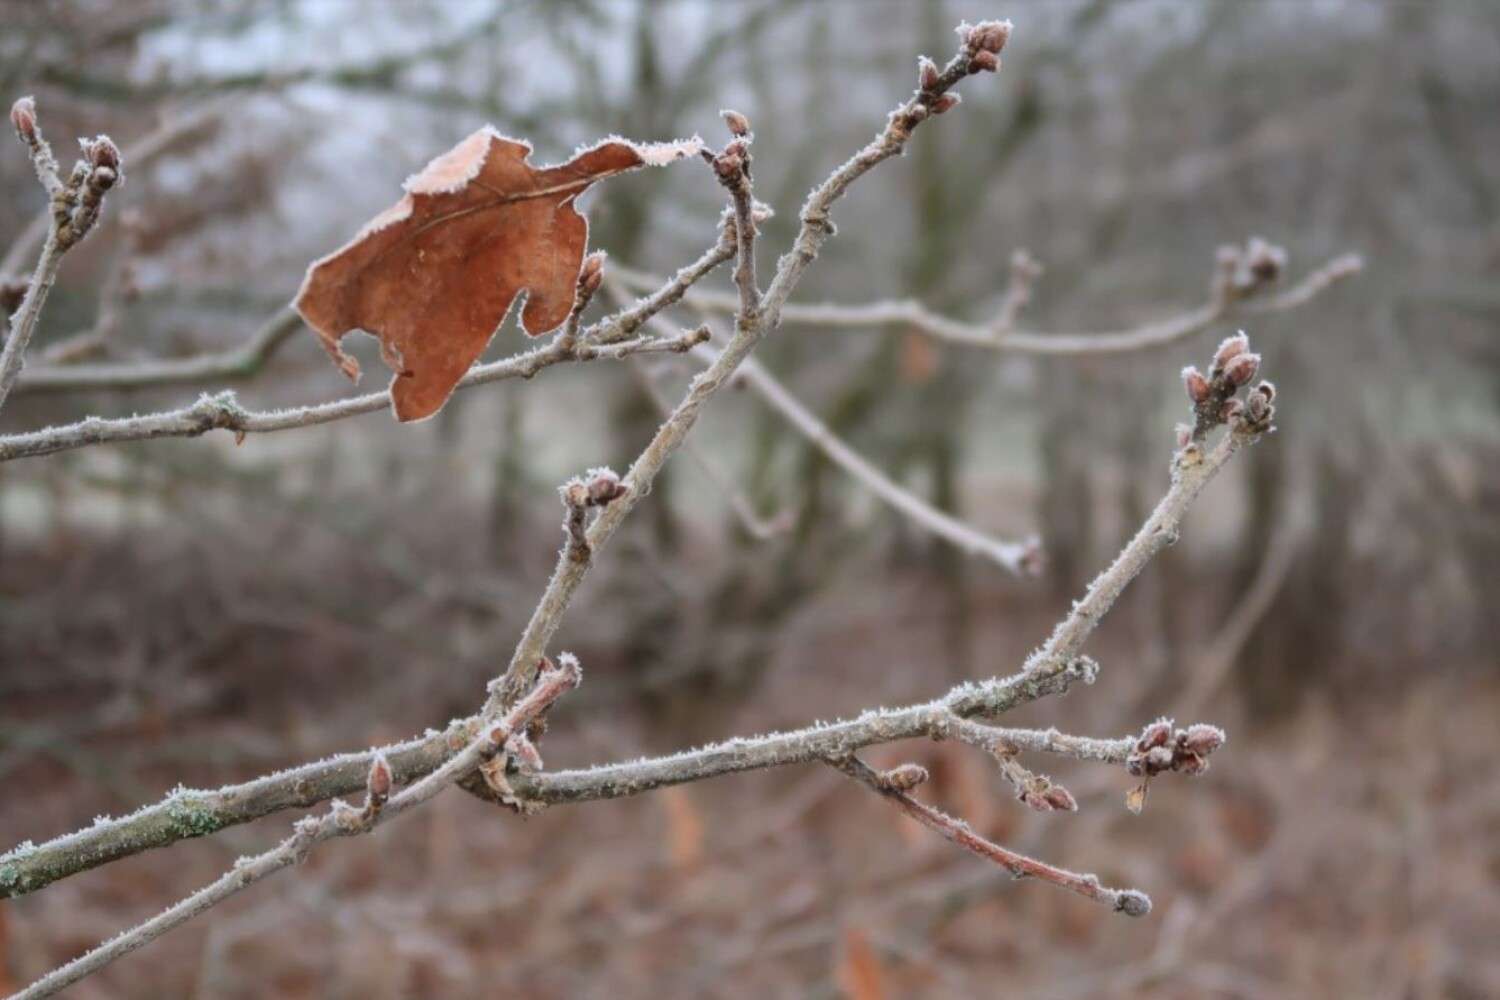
[0,99,121,415]
[831,754,1152,916]
[695,333,1039,575]
[11,660,581,1000]
[628,356,791,540]
[16,308,303,393]
[0,327,710,463]
[612,245,1361,356]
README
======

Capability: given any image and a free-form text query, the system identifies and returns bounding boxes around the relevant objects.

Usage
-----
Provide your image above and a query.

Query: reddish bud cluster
[1019,780,1078,813]
[1126,718,1226,778]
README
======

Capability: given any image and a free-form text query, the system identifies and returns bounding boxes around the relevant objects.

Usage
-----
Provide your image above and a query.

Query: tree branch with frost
[0,326,711,462]
[692,325,1041,575]
[5,25,1026,905]
[0,99,122,415]
[6,20,1291,992]
[831,755,1153,916]
[612,242,1361,356]
[11,658,581,1000]
[629,357,792,540]
[2,328,1263,909]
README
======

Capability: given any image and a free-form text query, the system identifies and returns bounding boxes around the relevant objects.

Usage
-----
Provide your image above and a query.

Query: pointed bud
[1182,366,1211,404]
[1020,787,1054,812]
[720,109,751,138]
[586,467,625,506]
[1212,333,1250,371]
[880,763,929,792]
[1043,785,1078,812]
[81,134,120,172]
[918,57,941,91]
[1138,718,1173,752]
[1245,391,1271,425]
[968,50,1000,74]
[9,96,36,144]
[930,93,961,115]
[962,19,1012,54]
[578,251,606,297]
[1182,724,1225,757]
[1223,352,1261,387]
[1255,380,1275,402]
[367,754,392,804]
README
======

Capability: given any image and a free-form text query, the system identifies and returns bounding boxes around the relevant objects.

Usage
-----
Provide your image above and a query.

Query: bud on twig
[367,754,392,805]
[9,96,36,144]
[1181,724,1225,756]
[1222,352,1261,387]
[586,467,626,506]
[968,50,1000,74]
[961,19,1012,55]
[578,251,606,298]
[930,93,961,115]
[918,57,941,91]
[1212,333,1249,372]
[879,763,930,792]
[1181,366,1211,404]
[720,109,751,138]
[81,135,120,172]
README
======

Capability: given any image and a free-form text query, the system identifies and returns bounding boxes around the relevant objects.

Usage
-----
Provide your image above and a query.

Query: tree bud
[968,50,999,73]
[720,109,751,137]
[9,96,36,144]
[1182,366,1211,404]
[918,57,941,91]
[1223,352,1261,387]
[1212,333,1249,371]
[930,93,961,115]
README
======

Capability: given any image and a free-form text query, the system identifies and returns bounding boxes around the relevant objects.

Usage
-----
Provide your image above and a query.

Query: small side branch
[0,327,709,463]
[612,245,1361,356]
[0,100,122,415]
[831,754,1152,917]
[705,339,1040,576]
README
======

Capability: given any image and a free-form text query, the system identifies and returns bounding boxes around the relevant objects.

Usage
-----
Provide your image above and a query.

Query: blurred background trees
[2,1,1497,996]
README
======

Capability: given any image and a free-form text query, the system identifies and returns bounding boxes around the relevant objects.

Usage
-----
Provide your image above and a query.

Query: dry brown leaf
[836,927,889,1000]
[659,785,705,870]
[294,127,701,421]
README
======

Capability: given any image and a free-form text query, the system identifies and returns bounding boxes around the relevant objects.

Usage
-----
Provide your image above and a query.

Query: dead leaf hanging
[294,127,701,422]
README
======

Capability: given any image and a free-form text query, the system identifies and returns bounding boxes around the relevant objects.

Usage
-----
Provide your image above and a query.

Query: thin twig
[11,660,581,1000]
[611,250,1362,356]
[16,309,303,393]
[0,327,709,463]
[627,356,790,540]
[696,335,1038,575]
[832,755,1152,916]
